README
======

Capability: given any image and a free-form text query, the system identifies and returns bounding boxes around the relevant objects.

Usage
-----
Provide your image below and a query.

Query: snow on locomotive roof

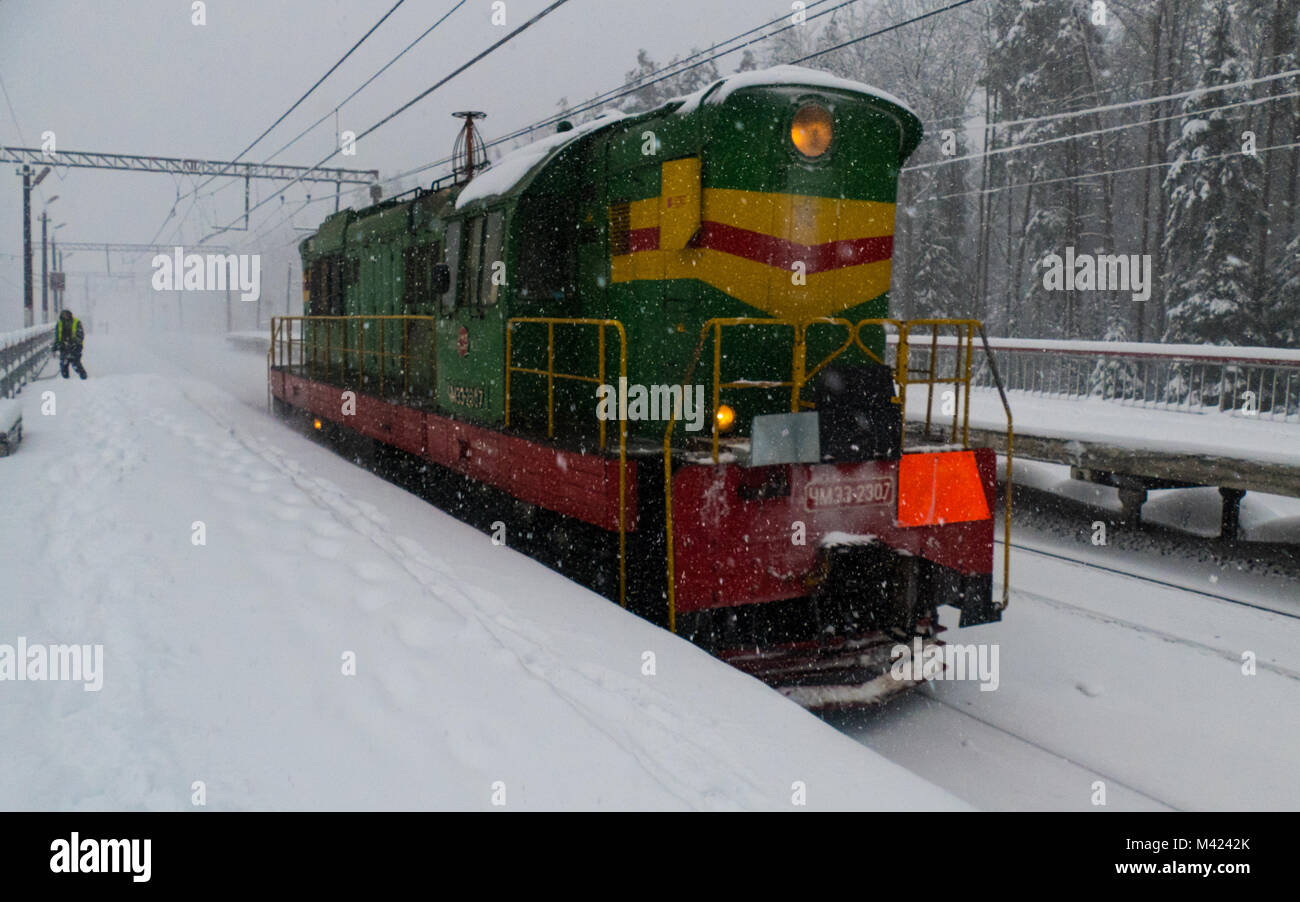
[454,67,917,210]
[455,112,627,209]
[675,64,920,120]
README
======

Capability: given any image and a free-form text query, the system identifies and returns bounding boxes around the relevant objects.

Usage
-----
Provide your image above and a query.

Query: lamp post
[39,196,59,324]
[51,224,65,316]
[55,244,70,316]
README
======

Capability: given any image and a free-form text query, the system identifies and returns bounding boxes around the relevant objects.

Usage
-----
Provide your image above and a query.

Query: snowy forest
[566,0,1300,349]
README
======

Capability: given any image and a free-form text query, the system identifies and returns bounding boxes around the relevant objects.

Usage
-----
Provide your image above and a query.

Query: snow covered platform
[0,334,965,811]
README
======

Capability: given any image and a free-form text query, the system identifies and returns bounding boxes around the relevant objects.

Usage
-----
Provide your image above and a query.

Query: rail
[899,335,1300,424]
[663,317,1013,631]
[505,317,629,608]
[1,323,56,399]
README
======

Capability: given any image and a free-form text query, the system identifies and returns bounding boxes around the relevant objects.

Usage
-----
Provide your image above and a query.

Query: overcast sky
[0,0,781,329]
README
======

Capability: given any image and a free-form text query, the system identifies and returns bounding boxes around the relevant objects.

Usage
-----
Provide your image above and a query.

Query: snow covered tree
[1262,233,1300,348]
[1088,318,1140,399]
[986,0,1108,339]
[620,49,721,113]
[1161,1,1266,346]
[907,134,972,319]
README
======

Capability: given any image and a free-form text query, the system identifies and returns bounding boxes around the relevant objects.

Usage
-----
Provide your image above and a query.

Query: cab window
[461,215,484,309]
[442,221,462,314]
[516,195,576,302]
[477,211,505,307]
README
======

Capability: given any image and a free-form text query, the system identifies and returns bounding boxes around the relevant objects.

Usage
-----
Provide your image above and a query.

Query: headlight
[715,404,736,432]
[791,103,833,158]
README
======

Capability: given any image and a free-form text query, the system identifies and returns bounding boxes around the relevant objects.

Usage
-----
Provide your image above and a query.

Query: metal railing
[1,324,55,399]
[505,317,629,609]
[929,336,1300,424]
[662,317,1013,632]
[269,315,437,405]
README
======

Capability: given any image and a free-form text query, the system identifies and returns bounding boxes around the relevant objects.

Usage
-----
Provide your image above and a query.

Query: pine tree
[1088,318,1140,399]
[1161,1,1266,346]
[909,134,971,319]
[1263,233,1300,348]
[986,0,1108,338]
[622,50,663,112]
[620,49,721,114]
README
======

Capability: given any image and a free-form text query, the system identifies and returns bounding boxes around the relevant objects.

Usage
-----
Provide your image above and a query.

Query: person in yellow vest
[53,309,88,380]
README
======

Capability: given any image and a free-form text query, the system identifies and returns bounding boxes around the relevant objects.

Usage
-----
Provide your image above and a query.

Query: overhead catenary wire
[259,0,471,165]
[150,0,410,249]
[203,0,577,243]
[164,0,474,240]
[919,49,1300,127]
[225,0,841,243]
[368,0,917,189]
[194,0,407,192]
[907,87,1300,171]
[968,66,1300,135]
[790,0,979,64]
[202,0,976,246]
[1,69,56,204]
[917,139,1300,203]
[391,10,1298,190]
[233,0,1297,250]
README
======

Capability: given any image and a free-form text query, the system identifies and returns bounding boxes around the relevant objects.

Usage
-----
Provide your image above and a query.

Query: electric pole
[18,164,49,327]
[40,211,48,323]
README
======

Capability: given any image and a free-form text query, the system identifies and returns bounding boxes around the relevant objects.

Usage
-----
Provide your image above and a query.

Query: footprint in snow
[307,518,348,539]
[353,586,391,613]
[350,559,392,583]
[308,538,345,559]
[271,506,301,522]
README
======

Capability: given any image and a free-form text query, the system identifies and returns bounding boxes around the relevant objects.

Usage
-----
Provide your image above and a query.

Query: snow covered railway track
[1007,583,1300,682]
[918,690,1181,810]
[999,538,1300,621]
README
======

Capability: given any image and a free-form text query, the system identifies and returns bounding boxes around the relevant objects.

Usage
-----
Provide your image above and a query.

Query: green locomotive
[273,65,1009,708]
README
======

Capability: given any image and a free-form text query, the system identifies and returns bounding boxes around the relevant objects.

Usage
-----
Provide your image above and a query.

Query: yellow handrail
[505,317,629,609]
[874,317,1013,611]
[661,315,1014,630]
[270,315,440,404]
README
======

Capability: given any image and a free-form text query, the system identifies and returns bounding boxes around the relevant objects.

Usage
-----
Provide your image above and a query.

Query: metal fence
[891,336,1300,424]
[1,324,55,399]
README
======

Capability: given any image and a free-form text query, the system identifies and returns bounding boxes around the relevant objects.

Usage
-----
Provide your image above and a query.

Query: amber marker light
[715,404,736,431]
[791,103,833,158]
[313,418,323,431]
